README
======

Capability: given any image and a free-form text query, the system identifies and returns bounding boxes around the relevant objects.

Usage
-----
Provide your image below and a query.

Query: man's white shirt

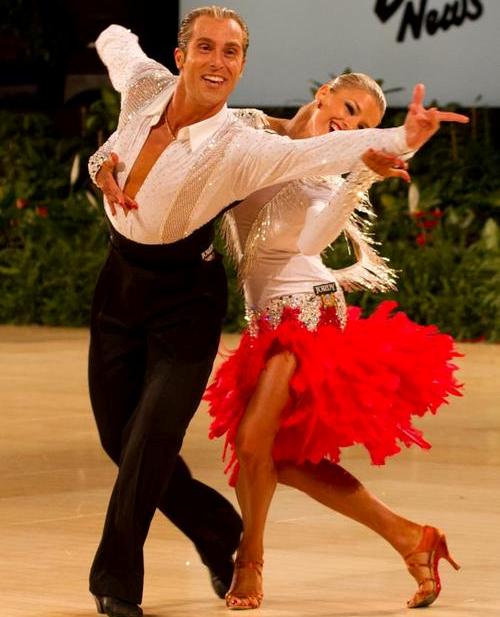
[91,25,409,245]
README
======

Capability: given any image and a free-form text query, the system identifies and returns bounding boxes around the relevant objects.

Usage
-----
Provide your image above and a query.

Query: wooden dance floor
[1,326,499,617]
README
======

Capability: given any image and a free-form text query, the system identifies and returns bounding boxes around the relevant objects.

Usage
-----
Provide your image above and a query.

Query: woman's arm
[331,221,398,293]
[298,148,410,254]
[296,169,398,292]
[297,165,378,255]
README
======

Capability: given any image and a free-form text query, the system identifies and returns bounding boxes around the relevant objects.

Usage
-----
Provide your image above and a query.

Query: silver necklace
[164,108,176,140]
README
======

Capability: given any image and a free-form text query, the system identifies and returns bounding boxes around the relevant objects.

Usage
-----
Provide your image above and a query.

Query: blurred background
[1,0,499,340]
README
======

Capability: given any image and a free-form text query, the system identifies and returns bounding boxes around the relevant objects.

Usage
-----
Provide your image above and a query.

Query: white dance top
[89,25,409,244]
[223,110,398,318]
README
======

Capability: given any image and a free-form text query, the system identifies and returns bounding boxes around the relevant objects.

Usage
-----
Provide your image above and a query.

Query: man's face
[175,16,246,112]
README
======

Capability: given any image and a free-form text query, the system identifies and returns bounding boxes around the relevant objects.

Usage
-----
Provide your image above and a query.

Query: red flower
[16,198,28,209]
[416,233,427,246]
[423,219,439,229]
[432,208,443,218]
[36,205,49,218]
[413,210,426,219]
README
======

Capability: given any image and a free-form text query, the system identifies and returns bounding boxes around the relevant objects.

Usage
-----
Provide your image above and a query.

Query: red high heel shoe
[404,525,460,608]
[225,559,264,610]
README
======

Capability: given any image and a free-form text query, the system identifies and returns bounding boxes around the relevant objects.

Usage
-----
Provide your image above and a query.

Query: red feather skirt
[205,300,462,486]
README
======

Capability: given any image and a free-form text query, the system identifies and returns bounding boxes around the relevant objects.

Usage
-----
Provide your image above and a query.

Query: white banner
[179,0,499,107]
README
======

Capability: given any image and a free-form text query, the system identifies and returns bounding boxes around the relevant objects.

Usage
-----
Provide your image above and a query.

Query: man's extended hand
[95,153,138,216]
[362,148,411,183]
[404,84,469,151]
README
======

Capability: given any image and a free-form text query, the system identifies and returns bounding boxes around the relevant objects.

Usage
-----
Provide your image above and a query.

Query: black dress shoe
[94,595,143,617]
[203,555,235,598]
[196,530,240,598]
[195,509,242,598]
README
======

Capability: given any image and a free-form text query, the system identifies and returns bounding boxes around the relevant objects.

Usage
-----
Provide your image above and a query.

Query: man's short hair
[178,5,250,58]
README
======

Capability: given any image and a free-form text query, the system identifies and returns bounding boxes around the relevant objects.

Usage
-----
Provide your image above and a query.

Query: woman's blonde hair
[178,5,250,58]
[328,73,386,115]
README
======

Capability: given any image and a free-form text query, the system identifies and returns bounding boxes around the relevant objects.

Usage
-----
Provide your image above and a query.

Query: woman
[205,73,463,610]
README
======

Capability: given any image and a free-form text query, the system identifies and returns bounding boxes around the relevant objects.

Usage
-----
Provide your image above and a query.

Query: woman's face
[310,85,383,136]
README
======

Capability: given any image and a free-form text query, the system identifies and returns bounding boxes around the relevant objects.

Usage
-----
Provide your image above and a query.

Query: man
[89,10,249,617]
[88,6,467,617]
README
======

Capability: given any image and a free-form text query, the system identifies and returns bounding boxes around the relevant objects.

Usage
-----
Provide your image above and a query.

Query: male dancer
[89,6,467,617]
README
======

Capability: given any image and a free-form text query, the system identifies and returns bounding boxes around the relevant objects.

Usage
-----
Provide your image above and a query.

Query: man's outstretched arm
[96,24,172,94]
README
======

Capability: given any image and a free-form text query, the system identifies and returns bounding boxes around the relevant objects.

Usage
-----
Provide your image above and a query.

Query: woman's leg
[227,351,297,607]
[277,460,422,555]
[277,461,458,607]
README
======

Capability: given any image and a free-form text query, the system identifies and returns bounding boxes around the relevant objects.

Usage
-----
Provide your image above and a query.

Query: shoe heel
[405,526,460,609]
[439,536,461,571]
[94,596,104,614]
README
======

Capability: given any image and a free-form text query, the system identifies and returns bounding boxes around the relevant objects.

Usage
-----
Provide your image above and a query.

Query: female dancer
[206,74,463,610]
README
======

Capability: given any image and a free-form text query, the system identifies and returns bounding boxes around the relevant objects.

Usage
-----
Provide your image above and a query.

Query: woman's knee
[265,350,297,376]
[234,425,273,469]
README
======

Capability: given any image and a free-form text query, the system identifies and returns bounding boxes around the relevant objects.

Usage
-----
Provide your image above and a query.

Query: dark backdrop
[0,0,179,121]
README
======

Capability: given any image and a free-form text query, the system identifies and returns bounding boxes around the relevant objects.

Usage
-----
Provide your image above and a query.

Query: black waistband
[107,221,215,268]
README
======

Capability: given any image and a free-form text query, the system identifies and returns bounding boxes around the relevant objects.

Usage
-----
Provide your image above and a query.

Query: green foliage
[0,109,108,325]
[326,223,500,342]
[84,88,120,139]
[0,198,107,325]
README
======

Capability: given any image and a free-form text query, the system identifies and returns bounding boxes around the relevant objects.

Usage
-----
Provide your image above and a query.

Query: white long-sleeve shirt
[90,25,410,245]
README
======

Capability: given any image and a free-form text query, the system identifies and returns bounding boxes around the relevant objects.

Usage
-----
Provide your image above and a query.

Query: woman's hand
[95,152,138,216]
[404,84,469,151]
[362,148,411,183]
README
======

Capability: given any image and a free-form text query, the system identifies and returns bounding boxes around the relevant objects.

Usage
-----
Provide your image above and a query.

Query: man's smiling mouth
[203,75,225,85]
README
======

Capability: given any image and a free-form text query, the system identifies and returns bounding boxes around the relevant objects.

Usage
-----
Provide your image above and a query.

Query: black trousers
[88,224,240,603]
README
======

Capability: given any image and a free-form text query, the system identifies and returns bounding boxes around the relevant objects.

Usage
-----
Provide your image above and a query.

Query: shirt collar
[143,84,229,152]
[177,105,229,151]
